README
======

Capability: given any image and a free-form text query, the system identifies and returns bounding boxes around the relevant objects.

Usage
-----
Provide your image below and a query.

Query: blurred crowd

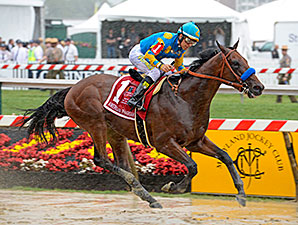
[105,26,149,58]
[104,25,226,58]
[0,36,78,64]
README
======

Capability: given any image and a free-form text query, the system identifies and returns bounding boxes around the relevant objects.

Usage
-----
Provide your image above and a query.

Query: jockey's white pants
[129,44,170,82]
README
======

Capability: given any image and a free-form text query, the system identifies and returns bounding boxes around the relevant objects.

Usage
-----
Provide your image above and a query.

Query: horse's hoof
[236,194,246,207]
[149,202,163,209]
[161,181,175,193]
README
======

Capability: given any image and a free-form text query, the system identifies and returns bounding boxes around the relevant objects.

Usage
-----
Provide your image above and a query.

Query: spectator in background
[58,39,65,47]
[200,30,215,51]
[44,38,52,50]
[27,40,43,78]
[33,39,43,62]
[60,39,65,48]
[39,37,46,53]
[39,38,64,73]
[64,38,78,64]
[28,40,36,63]
[0,43,11,62]
[11,39,21,62]
[39,38,63,66]
[271,44,279,59]
[11,40,28,64]
[39,38,64,95]
[7,39,14,52]
[147,27,153,37]
[214,26,225,45]
[276,45,297,103]
[206,30,216,49]
[57,39,65,62]
[138,28,147,41]
[198,33,206,51]
[128,27,139,46]
[117,27,130,58]
[106,29,117,58]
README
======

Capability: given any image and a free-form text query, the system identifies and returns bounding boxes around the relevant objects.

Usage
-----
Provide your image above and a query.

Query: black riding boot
[127,76,154,110]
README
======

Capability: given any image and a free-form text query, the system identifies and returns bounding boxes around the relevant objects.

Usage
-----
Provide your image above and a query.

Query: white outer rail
[0,78,297,95]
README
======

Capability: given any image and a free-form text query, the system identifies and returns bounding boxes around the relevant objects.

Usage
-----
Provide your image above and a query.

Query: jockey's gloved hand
[160,64,175,73]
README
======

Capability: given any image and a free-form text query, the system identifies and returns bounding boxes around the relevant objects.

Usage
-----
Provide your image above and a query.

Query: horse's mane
[189,48,219,72]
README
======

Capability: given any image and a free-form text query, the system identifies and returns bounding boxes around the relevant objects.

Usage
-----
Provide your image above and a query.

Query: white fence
[0,78,297,96]
[0,58,298,88]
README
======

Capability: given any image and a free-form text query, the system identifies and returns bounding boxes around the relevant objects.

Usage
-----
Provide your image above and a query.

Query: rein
[167,49,255,95]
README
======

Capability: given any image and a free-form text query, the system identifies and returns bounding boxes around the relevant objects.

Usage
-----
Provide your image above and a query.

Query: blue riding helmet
[178,22,200,42]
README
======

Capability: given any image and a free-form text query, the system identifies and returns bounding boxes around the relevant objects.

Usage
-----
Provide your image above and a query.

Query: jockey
[127,22,200,109]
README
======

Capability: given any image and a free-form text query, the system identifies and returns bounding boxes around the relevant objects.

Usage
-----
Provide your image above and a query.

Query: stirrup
[128,98,145,111]
[136,98,146,111]
[136,104,146,112]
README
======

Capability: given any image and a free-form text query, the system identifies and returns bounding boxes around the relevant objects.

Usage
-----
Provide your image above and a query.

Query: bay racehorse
[21,41,264,208]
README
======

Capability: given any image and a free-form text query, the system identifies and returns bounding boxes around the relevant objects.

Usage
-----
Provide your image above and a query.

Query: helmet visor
[184,36,197,46]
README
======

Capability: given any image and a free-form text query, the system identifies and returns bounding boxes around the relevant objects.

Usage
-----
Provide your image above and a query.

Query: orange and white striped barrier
[0,64,137,72]
[0,64,297,74]
[208,119,298,132]
[1,115,298,132]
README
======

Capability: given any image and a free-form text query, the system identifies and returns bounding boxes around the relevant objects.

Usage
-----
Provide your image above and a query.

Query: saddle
[103,72,167,119]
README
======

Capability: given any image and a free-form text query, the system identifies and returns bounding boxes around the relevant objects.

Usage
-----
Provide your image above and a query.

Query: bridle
[188,49,255,91]
[168,49,255,95]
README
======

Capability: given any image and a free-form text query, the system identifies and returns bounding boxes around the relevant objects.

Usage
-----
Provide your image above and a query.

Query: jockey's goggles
[184,36,197,46]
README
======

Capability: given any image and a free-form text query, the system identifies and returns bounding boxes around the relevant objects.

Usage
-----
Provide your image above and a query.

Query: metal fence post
[283,132,298,201]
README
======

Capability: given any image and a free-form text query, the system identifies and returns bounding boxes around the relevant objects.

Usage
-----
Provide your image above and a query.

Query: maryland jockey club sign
[192,130,296,198]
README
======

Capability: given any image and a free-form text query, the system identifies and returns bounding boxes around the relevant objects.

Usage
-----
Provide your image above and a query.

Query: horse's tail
[20,87,72,143]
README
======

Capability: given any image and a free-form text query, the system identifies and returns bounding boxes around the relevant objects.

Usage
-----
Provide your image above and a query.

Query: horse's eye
[232,61,240,69]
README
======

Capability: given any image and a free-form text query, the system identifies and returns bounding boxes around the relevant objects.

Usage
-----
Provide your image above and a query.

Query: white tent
[68,0,250,58]
[0,0,44,42]
[242,0,298,41]
[67,0,127,35]
[68,12,100,35]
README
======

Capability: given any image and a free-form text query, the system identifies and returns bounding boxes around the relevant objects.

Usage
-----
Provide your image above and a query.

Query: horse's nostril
[253,86,260,91]
[252,85,263,95]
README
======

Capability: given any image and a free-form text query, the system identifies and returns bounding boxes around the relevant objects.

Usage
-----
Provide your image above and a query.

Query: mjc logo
[234,143,266,179]
[217,142,266,188]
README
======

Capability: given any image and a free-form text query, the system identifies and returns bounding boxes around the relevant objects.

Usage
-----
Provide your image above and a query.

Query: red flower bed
[0,129,188,175]
[0,133,10,146]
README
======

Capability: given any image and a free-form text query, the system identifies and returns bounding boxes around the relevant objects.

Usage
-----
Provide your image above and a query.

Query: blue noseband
[241,68,255,81]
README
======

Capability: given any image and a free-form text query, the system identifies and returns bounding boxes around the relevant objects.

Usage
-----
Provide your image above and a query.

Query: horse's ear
[216,40,228,55]
[232,39,240,49]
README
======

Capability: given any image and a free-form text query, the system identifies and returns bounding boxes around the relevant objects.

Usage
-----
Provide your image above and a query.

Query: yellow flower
[43,140,84,154]
[127,140,142,145]
[147,148,169,159]
[88,146,94,156]
[108,152,114,160]
[2,138,37,152]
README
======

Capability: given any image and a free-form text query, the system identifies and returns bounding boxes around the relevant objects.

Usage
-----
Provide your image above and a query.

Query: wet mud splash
[0,189,297,224]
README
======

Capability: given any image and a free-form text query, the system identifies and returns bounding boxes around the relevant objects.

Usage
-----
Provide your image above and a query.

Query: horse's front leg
[187,135,246,206]
[156,138,198,193]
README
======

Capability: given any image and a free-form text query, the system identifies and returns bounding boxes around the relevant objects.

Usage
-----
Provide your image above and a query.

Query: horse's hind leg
[93,129,138,179]
[107,128,139,180]
[187,135,246,206]
[89,124,161,208]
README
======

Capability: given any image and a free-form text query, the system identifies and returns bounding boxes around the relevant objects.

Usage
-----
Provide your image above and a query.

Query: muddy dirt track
[0,189,297,224]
